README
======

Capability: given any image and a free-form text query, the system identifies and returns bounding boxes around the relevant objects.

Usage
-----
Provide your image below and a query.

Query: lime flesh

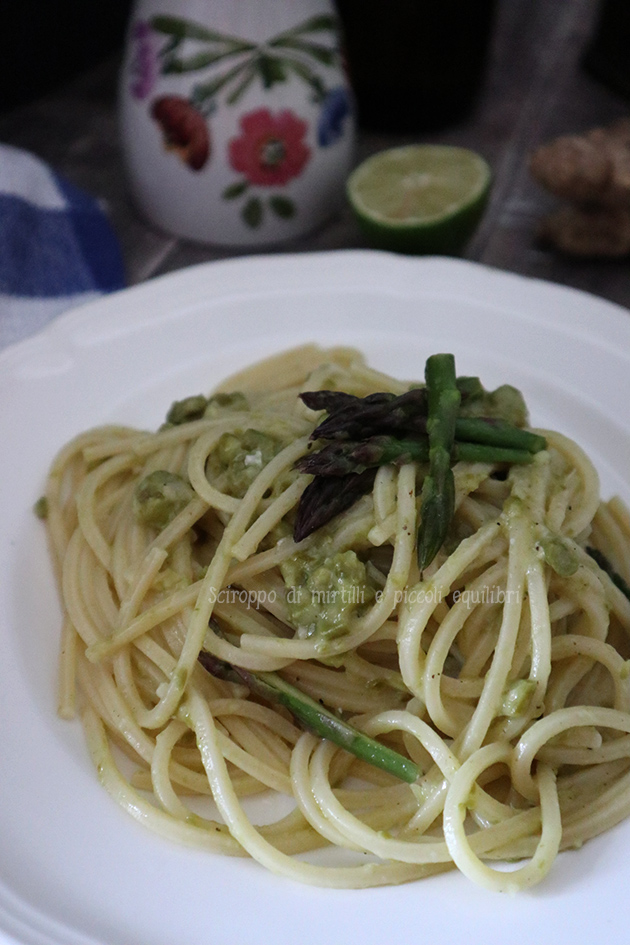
[347,145,492,255]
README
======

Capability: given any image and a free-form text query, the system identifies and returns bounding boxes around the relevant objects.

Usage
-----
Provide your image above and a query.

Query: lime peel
[347,145,492,255]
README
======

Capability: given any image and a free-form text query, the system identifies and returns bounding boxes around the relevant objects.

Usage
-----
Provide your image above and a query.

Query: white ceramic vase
[120,0,355,247]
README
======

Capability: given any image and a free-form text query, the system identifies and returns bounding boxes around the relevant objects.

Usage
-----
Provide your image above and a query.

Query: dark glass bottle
[583,0,630,100]
[0,0,133,113]
[334,0,498,133]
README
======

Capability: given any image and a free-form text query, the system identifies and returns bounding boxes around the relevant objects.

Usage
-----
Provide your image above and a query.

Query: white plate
[2,251,630,945]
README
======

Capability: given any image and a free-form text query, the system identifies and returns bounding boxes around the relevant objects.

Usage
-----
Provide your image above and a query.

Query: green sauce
[207,428,283,498]
[166,394,208,425]
[500,679,537,718]
[460,383,528,428]
[165,390,249,426]
[539,534,579,577]
[33,495,49,519]
[203,391,248,419]
[133,470,194,530]
[280,540,375,641]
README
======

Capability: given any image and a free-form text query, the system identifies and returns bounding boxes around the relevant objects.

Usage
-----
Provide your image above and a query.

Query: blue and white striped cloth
[0,144,125,351]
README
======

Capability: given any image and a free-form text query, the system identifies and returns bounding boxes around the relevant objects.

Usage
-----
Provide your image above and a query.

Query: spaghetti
[42,344,630,892]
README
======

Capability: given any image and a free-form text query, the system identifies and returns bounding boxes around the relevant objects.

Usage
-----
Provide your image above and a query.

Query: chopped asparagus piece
[308,388,425,441]
[293,354,545,565]
[540,535,579,577]
[33,495,49,519]
[417,354,460,571]
[586,546,630,601]
[203,391,248,418]
[300,389,385,414]
[295,435,537,477]
[293,468,376,542]
[166,395,208,425]
[454,417,546,453]
[198,649,419,783]
[133,470,194,530]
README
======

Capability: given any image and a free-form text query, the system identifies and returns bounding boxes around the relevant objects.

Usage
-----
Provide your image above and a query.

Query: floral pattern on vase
[229,109,310,186]
[317,87,352,146]
[128,20,160,100]
[120,1,355,246]
[224,108,310,227]
[151,95,211,169]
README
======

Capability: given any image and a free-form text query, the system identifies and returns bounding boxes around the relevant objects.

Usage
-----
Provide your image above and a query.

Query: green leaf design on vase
[162,48,249,74]
[269,195,296,219]
[222,180,249,199]
[151,15,256,49]
[258,55,288,89]
[191,60,257,106]
[147,12,341,109]
[242,196,263,228]
[279,58,328,101]
[268,37,337,66]
[278,14,338,35]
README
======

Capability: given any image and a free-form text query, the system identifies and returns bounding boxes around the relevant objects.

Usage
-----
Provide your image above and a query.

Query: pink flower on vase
[129,21,160,100]
[228,109,310,186]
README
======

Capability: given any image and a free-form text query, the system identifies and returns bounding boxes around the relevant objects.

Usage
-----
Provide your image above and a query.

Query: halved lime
[347,145,492,255]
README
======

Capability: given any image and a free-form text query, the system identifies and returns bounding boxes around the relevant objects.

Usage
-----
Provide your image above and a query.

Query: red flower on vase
[151,96,210,171]
[228,108,310,186]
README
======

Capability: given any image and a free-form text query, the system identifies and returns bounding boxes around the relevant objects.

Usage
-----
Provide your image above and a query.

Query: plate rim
[1,249,630,945]
[2,251,630,373]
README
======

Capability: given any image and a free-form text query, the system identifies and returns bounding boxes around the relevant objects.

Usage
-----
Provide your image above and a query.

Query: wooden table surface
[2,0,629,310]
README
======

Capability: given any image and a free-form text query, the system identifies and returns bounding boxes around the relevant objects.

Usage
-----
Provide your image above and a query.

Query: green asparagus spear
[303,380,536,442]
[417,354,460,571]
[454,442,536,465]
[198,649,420,783]
[295,435,537,477]
[454,417,546,453]
[293,356,545,555]
[304,388,543,449]
[300,389,393,415]
[309,388,426,441]
[302,378,483,426]
[296,436,429,476]
[293,467,377,542]
[586,547,630,601]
